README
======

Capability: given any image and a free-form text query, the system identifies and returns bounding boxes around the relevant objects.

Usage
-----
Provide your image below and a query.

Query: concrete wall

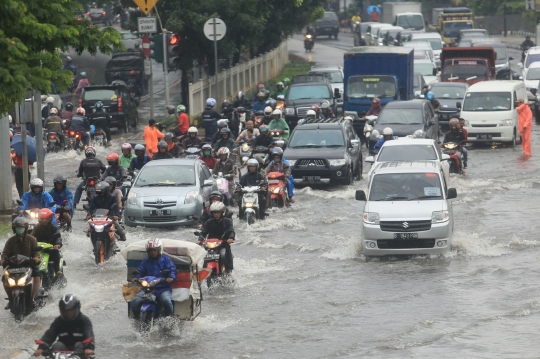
[476,15,535,35]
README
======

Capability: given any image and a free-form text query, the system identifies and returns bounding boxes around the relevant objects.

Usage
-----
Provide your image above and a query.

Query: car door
[423,103,436,141]
[345,124,360,170]
[199,163,215,202]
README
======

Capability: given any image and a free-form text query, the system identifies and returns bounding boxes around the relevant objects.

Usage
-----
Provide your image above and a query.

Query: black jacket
[168,144,182,158]
[39,313,95,351]
[69,114,90,132]
[88,193,120,217]
[32,223,62,247]
[89,110,111,125]
[199,218,235,241]
[152,151,174,160]
[213,138,236,153]
[255,134,273,148]
[240,171,268,187]
[128,155,150,172]
[77,158,106,180]
[443,129,466,145]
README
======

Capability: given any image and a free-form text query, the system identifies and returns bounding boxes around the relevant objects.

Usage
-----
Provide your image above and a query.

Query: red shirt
[371,11,379,22]
[178,113,190,135]
[199,156,217,169]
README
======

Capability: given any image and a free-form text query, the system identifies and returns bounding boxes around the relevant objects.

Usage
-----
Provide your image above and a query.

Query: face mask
[15,227,25,235]
[203,151,211,156]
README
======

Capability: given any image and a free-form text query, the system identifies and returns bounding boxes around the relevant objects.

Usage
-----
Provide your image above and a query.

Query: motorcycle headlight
[285,108,294,115]
[7,277,16,286]
[93,224,104,232]
[17,276,27,286]
[245,202,254,208]
[206,242,219,249]
[364,124,373,132]
[431,210,449,223]
[216,178,223,186]
[242,143,249,151]
[287,159,296,166]
[363,212,380,224]
[272,188,281,194]
[499,120,512,126]
[140,280,149,287]
[329,159,347,166]
[127,191,137,205]
[185,190,199,204]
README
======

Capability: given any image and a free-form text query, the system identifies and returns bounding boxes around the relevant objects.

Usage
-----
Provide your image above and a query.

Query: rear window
[378,145,438,162]
[83,89,117,101]
[90,8,104,14]
[324,12,338,21]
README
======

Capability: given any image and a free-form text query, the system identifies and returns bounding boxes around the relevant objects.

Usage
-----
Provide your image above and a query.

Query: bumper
[124,201,202,227]
[291,164,351,184]
[316,27,339,35]
[466,127,514,142]
[109,113,126,128]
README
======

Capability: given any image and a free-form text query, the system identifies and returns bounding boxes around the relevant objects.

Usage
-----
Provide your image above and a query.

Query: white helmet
[247,158,259,167]
[145,238,163,255]
[30,178,44,190]
[217,147,230,157]
[264,106,273,116]
[188,126,198,134]
[76,107,86,115]
[382,127,393,136]
[46,96,54,104]
[272,109,282,117]
[306,109,316,117]
[209,201,226,213]
[8,115,12,123]
[217,119,228,128]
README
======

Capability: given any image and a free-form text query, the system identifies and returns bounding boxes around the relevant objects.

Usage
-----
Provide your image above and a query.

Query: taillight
[88,180,95,186]
[102,11,106,15]
[78,99,82,107]
[70,131,75,136]
[118,97,123,112]
[76,134,81,139]
[95,129,101,134]
[87,11,90,14]
[49,135,55,139]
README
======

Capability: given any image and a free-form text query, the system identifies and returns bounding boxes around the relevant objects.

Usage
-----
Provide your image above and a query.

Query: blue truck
[343,47,415,136]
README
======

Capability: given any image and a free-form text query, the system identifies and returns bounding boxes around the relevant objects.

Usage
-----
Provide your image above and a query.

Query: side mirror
[518,63,524,69]
[350,139,360,147]
[432,68,438,76]
[447,187,457,199]
[531,88,537,96]
[519,75,524,80]
[441,154,450,161]
[132,270,139,275]
[513,73,521,80]
[203,179,214,187]
[365,156,375,163]
[355,190,367,201]
[334,88,341,98]
[123,181,132,189]
[456,102,462,109]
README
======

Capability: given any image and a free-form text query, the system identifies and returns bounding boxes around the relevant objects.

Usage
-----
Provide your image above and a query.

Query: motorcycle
[363,115,378,149]
[3,255,46,322]
[34,338,93,359]
[66,129,86,152]
[269,129,285,142]
[238,185,263,225]
[238,142,252,163]
[304,34,314,52]
[267,171,288,208]
[195,232,228,288]
[46,132,63,153]
[84,205,119,265]
[253,111,264,128]
[522,46,531,63]
[82,177,99,202]
[442,142,463,174]
[215,172,234,206]
[185,147,201,159]
[91,127,107,147]
[37,242,67,291]
[129,270,171,333]
[55,200,71,232]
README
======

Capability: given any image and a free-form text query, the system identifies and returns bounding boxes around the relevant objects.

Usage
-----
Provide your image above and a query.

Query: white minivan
[459,81,527,145]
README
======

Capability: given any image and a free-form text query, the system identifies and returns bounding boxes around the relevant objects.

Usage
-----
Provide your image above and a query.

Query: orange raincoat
[517,103,532,156]
[143,125,164,158]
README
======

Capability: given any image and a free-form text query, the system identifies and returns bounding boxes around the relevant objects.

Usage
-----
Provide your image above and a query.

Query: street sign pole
[213,22,219,103]
[34,91,44,181]
[0,113,13,210]
[204,18,227,104]
[140,14,156,120]
[163,30,170,105]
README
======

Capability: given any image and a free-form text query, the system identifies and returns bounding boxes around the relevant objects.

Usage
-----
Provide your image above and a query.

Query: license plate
[8,268,27,274]
[303,176,321,182]
[394,233,418,240]
[205,253,220,260]
[477,134,492,139]
[149,209,171,216]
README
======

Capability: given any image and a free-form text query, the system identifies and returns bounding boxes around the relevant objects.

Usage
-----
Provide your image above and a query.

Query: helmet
[145,238,163,254]
[30,178,44,189]
[59,294,81,321]
[76,107,85,115]
[104,176,117,187]
[95,181,110,197]
[372,98,381,104]
[46,96,54,104]
[106,152,119,163]
[237,91,244,101]
[165,105,175,114]
[164,132,175,141]
[209,201,226,213]
[277,82,284,87]
[38,208,54,221]
[257,92,266,100]
[247,158,259,168]
[257,83,265,90]
[271,147,284,158]
[209,190,223,202]
[426,92,434,101]
[202,143,212,151]
[272,109,282,117]
[177,104,186,113]
[65,56,72,63]
[206,98,216,107]
[449,118,459,127]
[85,146,96,157]
[49,108,58,115]
[220,128,231,136]
[217,147,230,157]
[129,70,137,76]
[267,99,276,108]
[306,109,316,118]
[158,140,168,149]
[221,100,231,109]
[95,101,104,110]
[311,104,320,112]
[65,102,73,111]
[283,77,290,86]
[80,72,87,78]
[259,125,269,133]
[188,126,198,135]
[264,106,273,116]
[53,174,67,186]
[12,216,29,233]
[217,119,228,128]
[237,106,246,113]
[382,127,393,136]
[134,144,145,153]
[321,102,330,109]
[121,143,132,150]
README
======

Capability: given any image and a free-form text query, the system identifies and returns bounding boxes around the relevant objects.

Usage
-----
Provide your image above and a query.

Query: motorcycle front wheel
[94,241,105,264]
[206,268,216,288]
[140,310,153,333]
[12,295,24,323]
[246,211,255,225]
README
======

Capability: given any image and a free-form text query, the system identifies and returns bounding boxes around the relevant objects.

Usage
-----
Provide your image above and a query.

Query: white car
[522,61,540,92]
[410,33,443,65]
[414,59,439,85]
[308,65,344,96]
[404,41,438,68]
[365,138,450,185]
[519,46,540,80]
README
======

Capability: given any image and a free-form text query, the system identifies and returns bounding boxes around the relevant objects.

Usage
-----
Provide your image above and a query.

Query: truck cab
[440,47,496,86]
[438,7,475,45]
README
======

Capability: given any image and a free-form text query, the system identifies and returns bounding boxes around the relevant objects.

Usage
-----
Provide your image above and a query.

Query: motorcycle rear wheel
[206,269,216,288]
[140,310,153,333]
[13,295,24,323]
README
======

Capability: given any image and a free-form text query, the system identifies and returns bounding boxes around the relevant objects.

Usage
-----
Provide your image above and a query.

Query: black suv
[314,11,340,39]
[87,7,112,26]
[284,75,341,130]
[80,82,139,132]
[284,118,362,186]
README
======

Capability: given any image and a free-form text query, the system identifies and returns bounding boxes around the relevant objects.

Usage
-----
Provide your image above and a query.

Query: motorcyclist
[49,175,74,231]
[41,96,55,120]
[120,143,136,168]
[69,107,90,146]
[75,72,90,94]
[126,70,143,98]
[61,102,75,124]
[213,128,236,153]
[265,147,295,202]
[199,143,217,169]
[202,98,221,142]
[101,152,127,194]
[153,140,174,160]
[62,56,77,76]
[233,91,251,109]
[88,101,112,147]
[274,82,287,98]
[214,147,237,201]
[266,99,277,111]
[18,178,57,225]
[34,294,94,358]
[32,208,63,277]
[130,238,176,319]
[252,92,268,112]
[458,118,469,168]
[236,120,260,142]
[86,182,126,241]
[104,176,123,211]
[128,144,151,173]
[373,127,394,153]
[173,104,190,137]
[44,108,66,147]
[255,125,273,148]
[199,191,233,227]
[212,119,229,144]
[164,132,182,158]
[283,78,290,90]
[306,24,316,38]
[251,83,269,102]
[311,104,323,120]
[442,118,466,173]
[268,109,290,141]
[321,101,335,119]
[161,105,179,133]
[197,202,235,274]
[237,158,268,220]
[1,217,41,307]
[365,97,382,117]
[182,126,203,149]
[521,36,535,62]
[74,147,106,209]
[262,106,274,125]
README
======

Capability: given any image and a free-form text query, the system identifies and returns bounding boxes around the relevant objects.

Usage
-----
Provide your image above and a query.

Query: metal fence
[188,41,289,118]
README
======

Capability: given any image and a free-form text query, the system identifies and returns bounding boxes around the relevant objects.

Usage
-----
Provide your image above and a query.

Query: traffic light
[149,33,163,64]
[167,33,180,69]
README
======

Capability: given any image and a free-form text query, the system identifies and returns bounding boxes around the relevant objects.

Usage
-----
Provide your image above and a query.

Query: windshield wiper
[323,144,344,148]
[374,195,409,201]
[291,144,322,148]
[411,195,441,200]
[137,183,160,187]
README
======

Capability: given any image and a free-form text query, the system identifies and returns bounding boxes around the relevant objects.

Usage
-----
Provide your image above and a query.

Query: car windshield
[135,165,196,186]
[431,86,466,99]
[414,63,434,76]
[443,60,488,80]
[396,15,424,30]
[462,92,511,111]
[324,13,338,21]
[413,75,420,88]
[412,38,442,50]
[309,71,343,83]
[287,85,331,100]
[369,173,443,201]
[526,67,540,80]
[83,89,116,101]
[347,76,396,99]
[377,109,423,125]
[89,8,104,14]
[492,45,507,64]
[443,22,473,38]
[288,129,344,148]
[378,144,438,162]
[526,54,540,68]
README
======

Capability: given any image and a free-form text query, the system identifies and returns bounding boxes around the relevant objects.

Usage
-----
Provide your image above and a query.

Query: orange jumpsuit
[517,103,532,156]
[143,125,164,158]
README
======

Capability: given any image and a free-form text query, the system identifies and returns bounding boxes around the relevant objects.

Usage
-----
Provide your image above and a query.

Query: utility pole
[16,103,30,193]
[33,91,44,181]
[504,0,507,37]
[163,30,170,105]
[0,114,13,211]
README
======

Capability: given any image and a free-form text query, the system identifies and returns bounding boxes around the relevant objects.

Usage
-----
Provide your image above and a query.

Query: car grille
[471,124,497,128]
[143,200,177,208]
[298,159,327,167]
[143,216,177,222]
[296,107,311,118]
[377,239,436,249]
[379,220,432,232]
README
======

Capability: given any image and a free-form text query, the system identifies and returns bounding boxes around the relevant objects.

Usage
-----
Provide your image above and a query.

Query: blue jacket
[252,101,266,112]
[374,137,389,153]
[19,191,57,225]
[48,187,74,217]
[135,255,177,296]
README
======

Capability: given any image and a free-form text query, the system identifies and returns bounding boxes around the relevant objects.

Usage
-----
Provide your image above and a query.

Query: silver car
[356,161,456,256]
[124,158,217,227]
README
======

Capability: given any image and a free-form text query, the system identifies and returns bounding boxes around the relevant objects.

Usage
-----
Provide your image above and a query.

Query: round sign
[204,18,227,41]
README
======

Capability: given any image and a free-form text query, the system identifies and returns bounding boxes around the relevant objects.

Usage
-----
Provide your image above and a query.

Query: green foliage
[0,0,123,114]
[464,0,525,15]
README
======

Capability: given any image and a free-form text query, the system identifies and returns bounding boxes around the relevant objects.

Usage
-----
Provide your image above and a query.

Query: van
[459,81,527,145]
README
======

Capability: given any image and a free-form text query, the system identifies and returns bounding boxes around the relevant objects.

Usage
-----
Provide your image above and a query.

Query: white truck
[382,2,425,33]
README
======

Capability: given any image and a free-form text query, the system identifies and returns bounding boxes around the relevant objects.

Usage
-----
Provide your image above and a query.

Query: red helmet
[311,104,320,112]
[106,152,119,162]
[38,208,54,220]
[130,70,137,76]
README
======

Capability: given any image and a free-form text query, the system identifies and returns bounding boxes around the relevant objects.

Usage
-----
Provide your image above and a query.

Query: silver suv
[355,161,457,256]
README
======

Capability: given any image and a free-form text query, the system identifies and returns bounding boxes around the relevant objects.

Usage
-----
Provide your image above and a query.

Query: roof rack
[299,117,347,125]
[291,75,328,84]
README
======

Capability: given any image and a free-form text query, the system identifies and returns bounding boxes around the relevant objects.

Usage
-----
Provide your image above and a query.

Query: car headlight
[127,191,137,205]
[329,159,347,166]
[17,276,27,286]
[431,210,449,223]
[7,277,16,286]
[363,212,380,224]
[499,120,512,126]
[288,159,296,166]
[463,120,470,127]
[285,108,294,115]
[185,190,199,204]
[245,202,254,208]
[93,224,104,232]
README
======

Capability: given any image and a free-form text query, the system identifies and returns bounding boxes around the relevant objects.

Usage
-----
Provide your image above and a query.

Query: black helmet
[85,146,96,158]
[209,190,223,202]
[165,105,175,114]
[221,100,231,109]
[12,217,29,235]
[164,132,175,141]
[220,128,231,136]
[59,294,81,321]
[95,181,110,197]
[53,174,67,187]
[158,140,168,149]
[65,102,73,111]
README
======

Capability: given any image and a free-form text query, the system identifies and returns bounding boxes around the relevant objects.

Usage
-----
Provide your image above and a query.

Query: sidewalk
[493,34,527,50]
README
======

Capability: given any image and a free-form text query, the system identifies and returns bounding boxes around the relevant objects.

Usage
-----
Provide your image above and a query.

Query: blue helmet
[80,72,87,78]
[206,98,216,107]
[95,101,104,110]
[426,92,434,101]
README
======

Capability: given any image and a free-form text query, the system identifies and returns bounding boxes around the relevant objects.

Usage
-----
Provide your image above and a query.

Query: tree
[0,0,123,114]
